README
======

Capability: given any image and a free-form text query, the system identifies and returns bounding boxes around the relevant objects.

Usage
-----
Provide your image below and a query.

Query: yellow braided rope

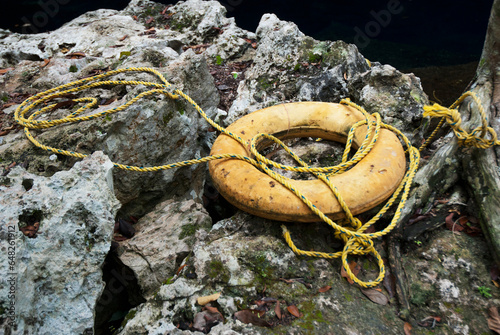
[420,91,497,151]
[13,67,494,288]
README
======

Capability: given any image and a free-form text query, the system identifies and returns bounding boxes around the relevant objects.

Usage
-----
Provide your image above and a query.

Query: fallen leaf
[1,102,16,109]
[417,315,442,327]
[404,321,412,335]
[488,306,500,334]
[234,309,270,327]
[0,68,14,75]
[53,100,76,110]
[445,213,455,230]
[42,58,50,67]
[275,301,282,320]
[197,292,221,306]
[65,52,85,59]
[145,17,154,24]
[287,305,302,318]
[119,34,129,41]
[161,5,171,15]
[176,264,187,276]
[408,214,430,225]
[142,27,156,35]
[203,305,223,319]
[383,271,396,299]
[133,15,138,21]
[341,261,361,284]
[445,213,464,233]
[361,288,389,305]
[100,97,117,106]
[318,285,332,293]
[193,309,224,332]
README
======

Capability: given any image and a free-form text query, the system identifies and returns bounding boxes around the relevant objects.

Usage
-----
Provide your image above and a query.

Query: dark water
[0,0,493,68]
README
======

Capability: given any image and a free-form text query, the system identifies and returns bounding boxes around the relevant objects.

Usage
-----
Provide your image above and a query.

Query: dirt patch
[209,61,252,112]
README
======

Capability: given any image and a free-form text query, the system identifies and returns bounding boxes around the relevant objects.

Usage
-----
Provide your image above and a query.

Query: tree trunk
[399,0,500,263]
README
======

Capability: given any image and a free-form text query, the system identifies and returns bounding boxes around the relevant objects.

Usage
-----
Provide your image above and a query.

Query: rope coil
[13,67,494,288]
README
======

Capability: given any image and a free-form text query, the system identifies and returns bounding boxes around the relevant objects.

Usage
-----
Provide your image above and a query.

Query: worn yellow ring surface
[209,102,406,222]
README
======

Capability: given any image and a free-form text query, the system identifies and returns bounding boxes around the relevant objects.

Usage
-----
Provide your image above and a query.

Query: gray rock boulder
[225,13,428,143]
[116,199,212,298]
[0,151,120,335]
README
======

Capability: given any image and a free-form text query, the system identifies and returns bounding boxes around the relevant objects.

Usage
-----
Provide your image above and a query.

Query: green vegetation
[207,259,230,283]
[69,65,78,73]
[478,286,492,298]
[410,283,434,306]
[179,223,198,239]
[119,51,131,60]
[215,55,223,65]
[120,309,137,329]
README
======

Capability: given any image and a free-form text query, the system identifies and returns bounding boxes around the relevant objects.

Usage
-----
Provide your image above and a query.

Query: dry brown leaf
[119,35,129,41]
[489,306,500,334]
[382,260,396,299]
[417,315,442,327]
[445,213,464,233]
[341,261,360,284]
[404,322,412,335]
[53,100,76,110]
[361,288,389,305]
[318,285,332,293]
[287,305,302,318]
[203,305,219,314]
[42,59,50,67]
[161,6,170,15]
[445,212,455,230]
[275,301,282,320]
[197,292,221,306]
[176,264,187,276]
[65,52,85,59]
[0,68,13,75]
[100,97,117,106]
[234,310,270,327]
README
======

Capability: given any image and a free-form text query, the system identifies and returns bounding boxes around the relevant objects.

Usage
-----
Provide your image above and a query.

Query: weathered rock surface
[225,13,428,142]
[117,199,212,298]
[0,151,120,335]
[117,210,495,335]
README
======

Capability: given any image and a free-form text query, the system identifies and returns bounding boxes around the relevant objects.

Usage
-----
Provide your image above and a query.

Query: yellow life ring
[208,102,406,222]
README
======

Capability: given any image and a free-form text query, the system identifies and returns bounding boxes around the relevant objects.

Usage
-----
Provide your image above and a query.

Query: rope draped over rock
[13,67,496,288]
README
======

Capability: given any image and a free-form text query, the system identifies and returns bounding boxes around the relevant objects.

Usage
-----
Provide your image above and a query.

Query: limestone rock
[116,199,212,298]
[224,13,428,145]
[0,151,120,335]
